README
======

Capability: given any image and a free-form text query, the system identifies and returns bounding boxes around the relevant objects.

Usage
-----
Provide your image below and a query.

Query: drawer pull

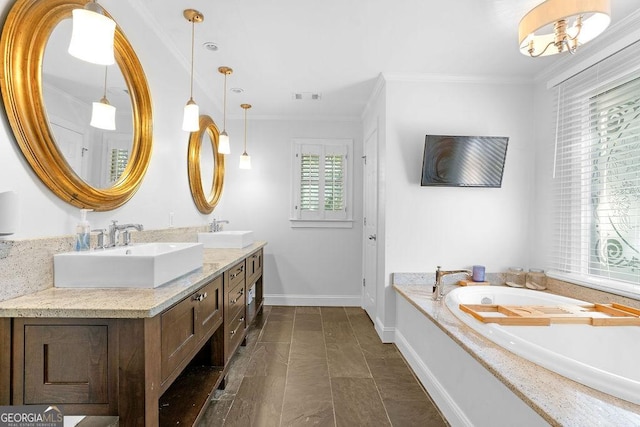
[193,292,208,302]
[230,317,245,336]
[230,298,237,304]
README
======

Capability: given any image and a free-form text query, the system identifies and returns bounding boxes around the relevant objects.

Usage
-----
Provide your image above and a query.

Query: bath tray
[459,303,640,326]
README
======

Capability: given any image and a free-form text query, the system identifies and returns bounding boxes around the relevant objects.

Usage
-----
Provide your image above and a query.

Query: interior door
[362,128,378,323]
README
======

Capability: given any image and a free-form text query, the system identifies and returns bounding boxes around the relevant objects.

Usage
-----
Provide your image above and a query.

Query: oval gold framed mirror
[0,0,153,211]
[188,115,225,214]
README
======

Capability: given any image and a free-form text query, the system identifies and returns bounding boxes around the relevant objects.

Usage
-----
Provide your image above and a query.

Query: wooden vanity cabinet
[2,247,265,426]
[160,275,223,384]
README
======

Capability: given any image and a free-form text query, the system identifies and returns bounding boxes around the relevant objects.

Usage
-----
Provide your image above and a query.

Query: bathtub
[445,286,640,406]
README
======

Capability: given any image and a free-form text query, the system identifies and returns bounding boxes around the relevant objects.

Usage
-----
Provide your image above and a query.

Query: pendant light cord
[102,66,108,99]
[243,107,247,153]
[223,74,228,131]
[189,19,195,100]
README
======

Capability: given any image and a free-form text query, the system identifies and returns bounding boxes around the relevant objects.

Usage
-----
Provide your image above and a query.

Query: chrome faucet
[433,265,472,301]
[108,220,144,247]
[210,219,229,232]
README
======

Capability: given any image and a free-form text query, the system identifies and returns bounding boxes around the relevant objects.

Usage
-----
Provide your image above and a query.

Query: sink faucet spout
[433,266,472,301]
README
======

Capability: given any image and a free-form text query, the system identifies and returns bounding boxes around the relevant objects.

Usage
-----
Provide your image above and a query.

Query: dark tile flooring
[198,306,448,426]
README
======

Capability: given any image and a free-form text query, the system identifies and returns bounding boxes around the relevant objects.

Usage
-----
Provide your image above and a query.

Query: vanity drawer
[226,309,246,361]
[226,280,245,324]
[227,260,245,291]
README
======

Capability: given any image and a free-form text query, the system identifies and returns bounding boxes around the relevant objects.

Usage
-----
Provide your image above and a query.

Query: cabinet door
[195,275,223,340]
[161,297,197,381]
[13,319,116,412]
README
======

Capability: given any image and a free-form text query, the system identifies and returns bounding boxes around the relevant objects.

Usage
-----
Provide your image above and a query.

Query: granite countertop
[0,242,266,319]
[393,282,640,426]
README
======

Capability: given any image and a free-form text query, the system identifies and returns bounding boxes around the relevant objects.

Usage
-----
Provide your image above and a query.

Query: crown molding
[381,72,532,85]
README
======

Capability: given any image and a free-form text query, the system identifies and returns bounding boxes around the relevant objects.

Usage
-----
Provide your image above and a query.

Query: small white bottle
[75,209,92,251]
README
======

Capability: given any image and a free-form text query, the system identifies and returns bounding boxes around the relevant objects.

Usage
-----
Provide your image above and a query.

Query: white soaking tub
[445,286,640,406]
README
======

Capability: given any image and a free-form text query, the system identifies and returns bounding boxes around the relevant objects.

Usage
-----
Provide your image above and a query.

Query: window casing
[551,42,640,295]
[291,139,353,228]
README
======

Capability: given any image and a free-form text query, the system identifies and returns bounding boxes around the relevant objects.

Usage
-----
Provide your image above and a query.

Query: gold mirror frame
[0,0,153,211]
[188,115,225,214]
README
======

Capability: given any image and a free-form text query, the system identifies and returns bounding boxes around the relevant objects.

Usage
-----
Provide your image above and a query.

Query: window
[551,42,640,294]
[109,148,129,183]
[291,139,353,228]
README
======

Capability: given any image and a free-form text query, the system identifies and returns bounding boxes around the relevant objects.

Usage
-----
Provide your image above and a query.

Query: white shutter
[551,41,640,290]
[291,139,353,227]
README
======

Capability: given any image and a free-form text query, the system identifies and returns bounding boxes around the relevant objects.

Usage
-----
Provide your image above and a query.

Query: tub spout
[433,266,472,301]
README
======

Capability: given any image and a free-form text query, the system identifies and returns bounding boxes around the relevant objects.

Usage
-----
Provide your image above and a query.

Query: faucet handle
[92,229,106,249]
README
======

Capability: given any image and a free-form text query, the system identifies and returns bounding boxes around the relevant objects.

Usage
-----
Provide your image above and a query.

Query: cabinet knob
[194,292,208,302]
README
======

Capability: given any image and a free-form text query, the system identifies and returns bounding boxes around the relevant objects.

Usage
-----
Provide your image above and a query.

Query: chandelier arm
[528,40,556,58]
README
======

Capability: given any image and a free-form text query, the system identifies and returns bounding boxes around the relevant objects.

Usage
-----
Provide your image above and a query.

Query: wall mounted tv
[420,135,509,188]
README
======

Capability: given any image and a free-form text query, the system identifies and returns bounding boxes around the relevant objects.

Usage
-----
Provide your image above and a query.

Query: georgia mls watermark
[0,405,63,427]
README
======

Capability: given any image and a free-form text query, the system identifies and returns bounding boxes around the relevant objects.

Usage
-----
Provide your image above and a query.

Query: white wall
[218,118,364,305]
[377,75,535,332]
[0,0,363,306]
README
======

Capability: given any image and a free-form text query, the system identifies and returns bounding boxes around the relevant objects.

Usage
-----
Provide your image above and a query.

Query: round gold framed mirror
[0,0,153,211]
[188,115,225,214]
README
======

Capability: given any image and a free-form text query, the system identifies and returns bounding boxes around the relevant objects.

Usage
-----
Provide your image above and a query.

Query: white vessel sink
[54,242,204,288]
[197,230,254,248]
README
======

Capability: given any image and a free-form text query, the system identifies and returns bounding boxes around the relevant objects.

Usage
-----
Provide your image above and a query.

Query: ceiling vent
[292,92,322,101]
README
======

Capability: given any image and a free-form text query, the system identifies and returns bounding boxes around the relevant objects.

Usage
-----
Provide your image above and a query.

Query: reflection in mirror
[42,18,133,189]
[0,0,153,211]
[199,131,215,196]
[188,115,225,214]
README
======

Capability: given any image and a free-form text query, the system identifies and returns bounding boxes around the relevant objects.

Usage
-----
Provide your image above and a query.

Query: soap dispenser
[75,209,92,251]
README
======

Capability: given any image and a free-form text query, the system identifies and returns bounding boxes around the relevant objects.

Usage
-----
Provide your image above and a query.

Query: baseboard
[264,294,362,307]
[375,317,395,343]
[394,329,473,427]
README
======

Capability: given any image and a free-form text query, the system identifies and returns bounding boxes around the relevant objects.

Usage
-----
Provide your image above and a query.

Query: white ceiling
[57,0,640,120]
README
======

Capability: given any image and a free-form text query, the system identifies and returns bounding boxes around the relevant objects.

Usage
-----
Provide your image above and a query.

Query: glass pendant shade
[90,98,116,130]
[182,100,200,131]
[68,8,116,65]
[219,131,231,154]
[239,152,251,170]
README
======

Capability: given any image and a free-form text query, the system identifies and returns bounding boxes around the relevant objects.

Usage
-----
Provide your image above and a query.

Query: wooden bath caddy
[459,302,640,326]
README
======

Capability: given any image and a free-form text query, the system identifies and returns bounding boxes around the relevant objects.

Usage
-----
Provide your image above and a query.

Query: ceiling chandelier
[518,0,611,57]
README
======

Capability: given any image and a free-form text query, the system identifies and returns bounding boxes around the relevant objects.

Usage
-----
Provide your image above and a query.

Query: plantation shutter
[292,139,350,222]
[109,148,129,183]
[551,41,640,288]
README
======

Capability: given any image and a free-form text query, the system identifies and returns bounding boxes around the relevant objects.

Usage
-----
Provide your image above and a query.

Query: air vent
[292,92,322,101]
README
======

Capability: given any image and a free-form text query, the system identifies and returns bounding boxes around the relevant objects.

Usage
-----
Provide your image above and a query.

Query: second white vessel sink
[198,230,254,248]
[54,242,204,289]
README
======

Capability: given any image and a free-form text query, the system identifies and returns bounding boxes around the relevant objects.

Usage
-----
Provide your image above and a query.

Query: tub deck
[393,282,640,426]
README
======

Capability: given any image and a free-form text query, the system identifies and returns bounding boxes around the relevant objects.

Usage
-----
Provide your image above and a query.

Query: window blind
[551,41,640,287]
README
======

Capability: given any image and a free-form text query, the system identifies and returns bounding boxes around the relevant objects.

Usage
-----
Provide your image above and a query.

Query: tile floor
[198,306,448,426]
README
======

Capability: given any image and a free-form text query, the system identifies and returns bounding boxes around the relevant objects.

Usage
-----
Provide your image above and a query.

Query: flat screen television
[420,135,509,188]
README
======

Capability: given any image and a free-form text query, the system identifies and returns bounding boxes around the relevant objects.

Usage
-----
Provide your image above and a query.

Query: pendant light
[90,66,116,130]
[239,104,252,170]
[68,0,115,65]
[182,9,204,132]
[218,66,233,154]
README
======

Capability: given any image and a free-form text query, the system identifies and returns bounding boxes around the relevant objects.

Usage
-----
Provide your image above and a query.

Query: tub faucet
[108,221,144,247]
[433,266,472,301]
[210,219,229,232]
